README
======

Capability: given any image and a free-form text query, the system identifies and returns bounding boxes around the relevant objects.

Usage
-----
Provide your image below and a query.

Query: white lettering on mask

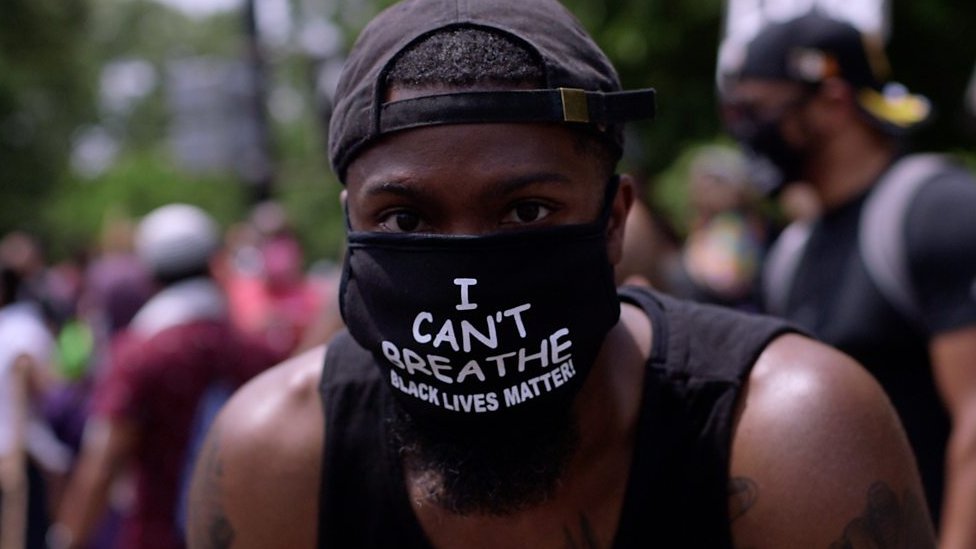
[383,327,572,385]
[502,360,577,407]
[454,278,478,311]
[411,306,533,350]
[387,278,578,414]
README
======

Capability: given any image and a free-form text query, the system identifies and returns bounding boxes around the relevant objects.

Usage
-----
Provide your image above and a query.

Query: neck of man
[572,303,650,465]
[806,125,898,211]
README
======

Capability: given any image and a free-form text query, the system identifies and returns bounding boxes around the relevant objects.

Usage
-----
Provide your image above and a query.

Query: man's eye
[505,202,552,224]
[379,210,422,232]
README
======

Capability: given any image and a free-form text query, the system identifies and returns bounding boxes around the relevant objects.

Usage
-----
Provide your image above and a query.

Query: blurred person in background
[0,232,78,331]
[42,215,155,549]
[722,11,976,548]
[81,214,155,377]
[672,145,770,310]
[53,204,281,549]
[225,201,328,357]
[614,188,683,292]
[0,263,70,549]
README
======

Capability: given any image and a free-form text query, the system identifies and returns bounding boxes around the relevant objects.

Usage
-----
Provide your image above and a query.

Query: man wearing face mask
[186,2,935,547]
[722,11,976,549]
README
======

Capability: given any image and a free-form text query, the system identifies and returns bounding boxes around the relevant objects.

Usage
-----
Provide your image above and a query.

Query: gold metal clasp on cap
[559,88,590,123]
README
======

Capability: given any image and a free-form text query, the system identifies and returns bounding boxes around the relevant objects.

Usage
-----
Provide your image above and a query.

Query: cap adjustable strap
[378,88,656,134]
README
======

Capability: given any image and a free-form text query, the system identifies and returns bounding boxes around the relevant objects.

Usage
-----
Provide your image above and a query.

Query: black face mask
[740,118,806,190]
[725,93,812,192]
[340,179,621,435]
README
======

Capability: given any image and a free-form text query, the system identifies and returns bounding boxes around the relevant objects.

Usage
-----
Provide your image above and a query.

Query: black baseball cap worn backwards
[328,0,657,182]
[730,10,930,135]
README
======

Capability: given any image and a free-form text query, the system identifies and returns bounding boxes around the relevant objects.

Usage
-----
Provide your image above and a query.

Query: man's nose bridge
[427,188,501,236]
[441,216,498,236]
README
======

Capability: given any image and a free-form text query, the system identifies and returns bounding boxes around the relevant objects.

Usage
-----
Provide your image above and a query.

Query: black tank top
[317,287,795,548]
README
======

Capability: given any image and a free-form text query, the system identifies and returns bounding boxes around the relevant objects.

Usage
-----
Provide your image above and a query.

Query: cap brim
[857,87,931,134]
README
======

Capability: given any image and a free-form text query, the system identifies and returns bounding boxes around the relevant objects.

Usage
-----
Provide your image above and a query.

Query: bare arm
[187,347,325,549]
[54,417,138,549]
[187,419,236,549]
[729,334,935,548]
[0,356,32,549]
[931,325,976,549]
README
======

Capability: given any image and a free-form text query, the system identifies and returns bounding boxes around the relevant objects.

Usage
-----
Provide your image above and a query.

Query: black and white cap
[328,0,657,182]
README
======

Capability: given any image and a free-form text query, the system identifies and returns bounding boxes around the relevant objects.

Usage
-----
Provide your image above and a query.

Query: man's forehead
[346,123,599,190]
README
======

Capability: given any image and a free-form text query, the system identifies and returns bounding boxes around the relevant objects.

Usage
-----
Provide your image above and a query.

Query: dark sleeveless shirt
[317,287,795,548]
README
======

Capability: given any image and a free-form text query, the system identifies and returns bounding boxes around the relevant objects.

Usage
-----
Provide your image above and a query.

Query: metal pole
[243,0,276,204]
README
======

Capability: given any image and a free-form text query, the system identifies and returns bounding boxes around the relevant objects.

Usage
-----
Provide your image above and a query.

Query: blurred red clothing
[92,315,279,549]
[225,237,325,355]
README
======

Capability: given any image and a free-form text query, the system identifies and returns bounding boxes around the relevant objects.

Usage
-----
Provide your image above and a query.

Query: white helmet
[136,204,219,279]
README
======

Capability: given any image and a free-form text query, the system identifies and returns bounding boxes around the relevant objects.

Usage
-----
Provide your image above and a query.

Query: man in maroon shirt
[52,204,281,549]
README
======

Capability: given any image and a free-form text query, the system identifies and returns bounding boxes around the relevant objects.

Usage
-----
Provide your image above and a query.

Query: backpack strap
[761,220,813,316]
[859,153,952,322]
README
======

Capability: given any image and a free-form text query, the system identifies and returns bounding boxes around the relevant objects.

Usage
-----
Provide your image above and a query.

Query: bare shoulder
[187,345,327,549]
[222,344,327,443]
[728,334,935,548]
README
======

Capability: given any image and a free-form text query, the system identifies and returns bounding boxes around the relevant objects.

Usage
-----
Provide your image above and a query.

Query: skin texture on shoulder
[187,345,326,549]
[728,333,935,548]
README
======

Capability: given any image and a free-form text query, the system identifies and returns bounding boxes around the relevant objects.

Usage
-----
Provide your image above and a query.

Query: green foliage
[88,0,243,60]
[563,0,725,176]
[85,0,249,150]
[270,104,345,263]
[44,148,249,258]
[0,0,96,236]
[651,141,711,236]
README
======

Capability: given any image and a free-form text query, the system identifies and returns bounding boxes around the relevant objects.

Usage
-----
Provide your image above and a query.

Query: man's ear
[606,173,635,266]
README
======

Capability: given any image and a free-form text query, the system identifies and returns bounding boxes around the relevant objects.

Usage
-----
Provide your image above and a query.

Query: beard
[388,402,580,517]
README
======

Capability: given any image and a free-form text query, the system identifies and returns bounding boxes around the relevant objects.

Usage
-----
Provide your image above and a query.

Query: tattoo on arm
[829,482,935,549]
[563,512,600,549]
[188,426,236,549]
[728,476,758,522]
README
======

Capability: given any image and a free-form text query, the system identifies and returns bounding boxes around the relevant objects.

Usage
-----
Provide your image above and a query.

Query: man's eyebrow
[362,172,574,198]
[492,172,574,196]
[362,180,425,199]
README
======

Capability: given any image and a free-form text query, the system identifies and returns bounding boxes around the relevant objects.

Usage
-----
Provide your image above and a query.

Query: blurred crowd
[0,201,340,548]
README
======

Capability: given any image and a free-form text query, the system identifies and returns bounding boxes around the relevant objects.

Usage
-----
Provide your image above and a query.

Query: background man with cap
[722,11,976,548]
[189,1,934,547]
[52,204,280,549]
